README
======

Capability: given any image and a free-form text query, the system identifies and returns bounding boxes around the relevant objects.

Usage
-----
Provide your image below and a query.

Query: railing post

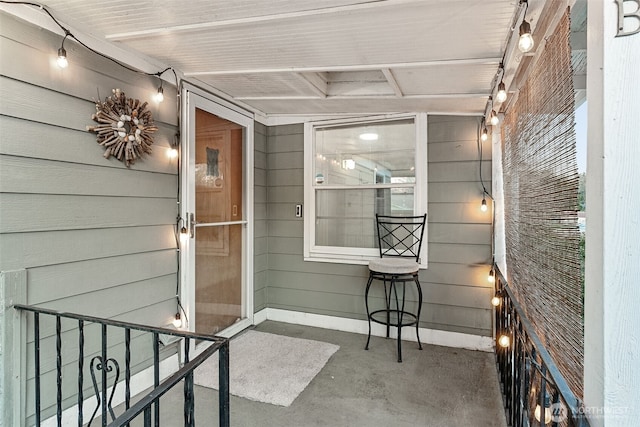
[34,312,41,427]
[219,340,230,427]
[125,328,131,427]
[78,320,84,427]
[184,338,194,427]
[56,315,62,427]
[153,332,160,427]
[101,324,108,427]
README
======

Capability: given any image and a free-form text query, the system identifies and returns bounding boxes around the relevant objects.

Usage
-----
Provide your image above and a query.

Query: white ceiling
[5,0,586,119]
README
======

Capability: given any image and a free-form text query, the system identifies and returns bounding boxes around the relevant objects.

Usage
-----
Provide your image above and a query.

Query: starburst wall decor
[87,89,157,167]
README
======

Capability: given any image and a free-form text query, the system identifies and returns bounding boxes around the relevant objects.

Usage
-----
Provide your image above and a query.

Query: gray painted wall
[0,12,180,423]
[265,116,493,337]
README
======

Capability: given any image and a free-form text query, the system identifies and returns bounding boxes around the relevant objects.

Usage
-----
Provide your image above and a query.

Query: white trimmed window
[303,113,428,266]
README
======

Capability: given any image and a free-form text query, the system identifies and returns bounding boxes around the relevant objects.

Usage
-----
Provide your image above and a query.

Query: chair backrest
[376,214,427,262]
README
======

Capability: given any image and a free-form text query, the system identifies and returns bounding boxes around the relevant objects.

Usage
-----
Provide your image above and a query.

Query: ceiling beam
[184,57,502,76]
[381,69,404,97]
[234,92,489,101]
[297,72,327,98]
[105,0,426,41]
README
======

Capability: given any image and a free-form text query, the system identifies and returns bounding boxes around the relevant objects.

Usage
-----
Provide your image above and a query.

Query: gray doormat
[194,330,339,406]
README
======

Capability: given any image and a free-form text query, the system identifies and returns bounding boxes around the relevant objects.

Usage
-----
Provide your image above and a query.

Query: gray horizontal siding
[1,13,180,423]
[254,122,268,312]
[264,116,493,337]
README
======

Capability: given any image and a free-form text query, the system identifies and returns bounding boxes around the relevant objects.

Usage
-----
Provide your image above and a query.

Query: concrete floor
[144,321,508,427]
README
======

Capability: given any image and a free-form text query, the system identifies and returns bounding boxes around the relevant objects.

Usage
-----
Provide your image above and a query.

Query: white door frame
[180,83,254,344]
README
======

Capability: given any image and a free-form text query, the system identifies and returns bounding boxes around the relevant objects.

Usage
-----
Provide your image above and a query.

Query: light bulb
[491,296,501,307]
[496,81,507,103]
[359,132,378,141]
[180,226,189,244]
[481,127,488,142]
[534,405,552,424]
[154,86,164,103]
[518,20,534,53]
[490,110,499,126]
[168,148,178,159]
[481,198,488,212]
[172,313,182,328]
[498,335,510,348]
[488,269,495,282]
[57,47,68,68]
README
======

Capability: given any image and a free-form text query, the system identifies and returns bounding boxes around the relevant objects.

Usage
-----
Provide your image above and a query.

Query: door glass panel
[194,108,244,335]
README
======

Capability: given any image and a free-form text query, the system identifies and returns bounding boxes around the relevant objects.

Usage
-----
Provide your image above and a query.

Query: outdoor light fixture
[498,335,510,348]
[168,148,178,159]
[359,132,378,141]
[491,295,501,307]
[496,81,507,103]
[490,110,500,126]
[518,20,535,53]
[342,159,356,170]
[154,84,164,103]
[534,392,552,424]
[488,268,495,282]
[481,127,488,142]
[172,312,182,328]
[56,33,70,68]
[57,47,68,68]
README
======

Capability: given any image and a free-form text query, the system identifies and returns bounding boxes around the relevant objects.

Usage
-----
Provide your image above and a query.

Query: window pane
[315,188,415,247]
[314,119,415,186]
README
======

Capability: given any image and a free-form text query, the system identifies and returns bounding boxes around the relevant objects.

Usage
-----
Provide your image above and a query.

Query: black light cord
[477,119,493,200]
[1,1,179,87]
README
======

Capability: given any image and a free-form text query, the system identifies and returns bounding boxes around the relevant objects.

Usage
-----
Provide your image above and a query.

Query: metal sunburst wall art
[87,88,157,167]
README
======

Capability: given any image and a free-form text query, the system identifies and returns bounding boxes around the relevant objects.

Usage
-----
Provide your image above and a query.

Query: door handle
[189,213,196,238]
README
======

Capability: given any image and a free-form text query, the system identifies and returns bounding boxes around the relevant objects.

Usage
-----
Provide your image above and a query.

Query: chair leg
[414,276,423,350]
[364,275,374,350]
[393,279,404,362]
[384,279,391,338]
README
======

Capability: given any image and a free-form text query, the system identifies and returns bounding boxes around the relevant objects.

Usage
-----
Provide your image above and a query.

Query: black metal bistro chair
[365,214,427,362]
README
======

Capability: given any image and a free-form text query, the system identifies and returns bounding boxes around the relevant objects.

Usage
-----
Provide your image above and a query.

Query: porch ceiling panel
[197,72,323,98]
[32,0,523,117]
[392,64,498,96]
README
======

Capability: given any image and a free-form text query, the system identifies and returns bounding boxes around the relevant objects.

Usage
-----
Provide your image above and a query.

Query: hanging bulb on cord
[490,110,500,126]
[172,312,182,328]
[481,127,488,142]
[57,47,68,68]
[154,85,164,103]
[518,20,535,53]
[481,197,488,212]
[496,81,507,103]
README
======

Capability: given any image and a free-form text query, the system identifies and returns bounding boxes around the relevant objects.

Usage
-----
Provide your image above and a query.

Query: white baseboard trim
[253,308,494,352]
[42,353,180,427]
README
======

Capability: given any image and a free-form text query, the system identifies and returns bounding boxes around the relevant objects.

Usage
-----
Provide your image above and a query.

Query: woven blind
[501,11,583,397]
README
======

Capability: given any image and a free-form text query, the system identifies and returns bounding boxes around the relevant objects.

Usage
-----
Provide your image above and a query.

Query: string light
[154,85,164,103]
[57,34,69,68]
[490,110,500,126]
[481,127,488,142]
[172,312,182,328]
[491,295,501,307]
[488,268,495,282]
[518,19,534,53]
[496,81,507,103]
[534,392,552,424]
[168,147,178,159]
[498,335,510,348]
[481,197,488,212]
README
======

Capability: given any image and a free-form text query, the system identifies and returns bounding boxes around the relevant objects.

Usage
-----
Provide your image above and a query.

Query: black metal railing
[493,267,589,427]
[14,304,230,427]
